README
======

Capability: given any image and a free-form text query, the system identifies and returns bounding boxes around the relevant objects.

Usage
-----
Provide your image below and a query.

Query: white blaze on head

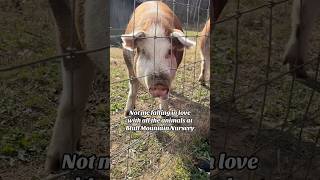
[121,23,196,91]
[137,24,176,79]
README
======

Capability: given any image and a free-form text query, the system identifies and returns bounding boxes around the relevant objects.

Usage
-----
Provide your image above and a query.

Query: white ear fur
[171,30,196,49]
[121,31,145,51]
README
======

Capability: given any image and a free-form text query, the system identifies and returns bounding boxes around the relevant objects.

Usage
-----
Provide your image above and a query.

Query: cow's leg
[198,50,210,84]
[123,50,139,115]
[284,0,320,78]
[45,54,95,172]
[83,0,108,74]
[46,0,95,172]
[125,79,139,115]
[198,53,206,84]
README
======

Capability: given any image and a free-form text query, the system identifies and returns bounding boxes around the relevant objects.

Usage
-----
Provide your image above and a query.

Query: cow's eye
[167,50,172,55]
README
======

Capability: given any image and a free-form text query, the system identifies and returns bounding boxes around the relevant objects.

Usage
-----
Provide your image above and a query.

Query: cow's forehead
[145,23,166,37]
[139,24,171,54]
[141,37,170,56]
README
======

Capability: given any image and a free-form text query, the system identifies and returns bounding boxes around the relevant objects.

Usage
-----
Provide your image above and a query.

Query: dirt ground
[211,0,320,179]
[0,1,108,179]
[2,0,320,180]
[0,0,210,179]
[110,35,210,179]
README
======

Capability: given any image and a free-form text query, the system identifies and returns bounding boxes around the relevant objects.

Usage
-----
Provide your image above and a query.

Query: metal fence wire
[211,0,320,179]
[3,0,319,179]
[1,0,109,179]
[0,0,210,179]
[110,0,210,179]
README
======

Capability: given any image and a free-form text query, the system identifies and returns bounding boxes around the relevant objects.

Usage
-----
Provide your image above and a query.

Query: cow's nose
[149,84,169,99]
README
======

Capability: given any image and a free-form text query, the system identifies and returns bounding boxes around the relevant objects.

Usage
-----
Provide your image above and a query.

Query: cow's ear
[121,31,145,51]
[170,29,196,50]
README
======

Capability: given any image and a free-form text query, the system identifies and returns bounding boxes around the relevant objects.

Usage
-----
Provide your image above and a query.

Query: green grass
[0,64,59,167]
[110,28,210,178]
[1,2,108,178]
[212,0,320,172]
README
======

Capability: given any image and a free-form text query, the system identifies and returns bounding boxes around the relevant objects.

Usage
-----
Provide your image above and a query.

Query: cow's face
[122,24,195,100]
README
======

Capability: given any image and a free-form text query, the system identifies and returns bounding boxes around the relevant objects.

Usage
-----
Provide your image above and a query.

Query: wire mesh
[4,0,319,179]
[110,0,210,179]
[0,0,109,179]
[211,0,320,179]
[0,0,210,179]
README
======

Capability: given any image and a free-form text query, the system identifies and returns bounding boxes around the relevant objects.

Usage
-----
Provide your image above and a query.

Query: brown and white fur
[121,1,195,115]
[214,0,320,78]
[198,19,210,84]
[284,0,320,78]
[46,0,107,172]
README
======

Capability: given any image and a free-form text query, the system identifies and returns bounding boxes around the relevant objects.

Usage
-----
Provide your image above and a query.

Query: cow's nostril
[159,86,168,91]
[149,84,169,98]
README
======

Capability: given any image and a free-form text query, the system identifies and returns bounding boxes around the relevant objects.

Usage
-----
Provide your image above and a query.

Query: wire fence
[4,0,319,179]
[0,0,110,179]
[110,0,210,179]
[0,0,210,179]
[211,0,320,179]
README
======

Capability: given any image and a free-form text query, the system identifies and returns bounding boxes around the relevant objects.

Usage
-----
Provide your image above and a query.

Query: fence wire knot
[235,10,242,19]
[268,0,275,8]
[63,47,80,71]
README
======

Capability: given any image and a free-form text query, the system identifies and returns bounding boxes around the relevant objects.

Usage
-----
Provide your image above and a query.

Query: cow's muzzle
[149,84,169,100]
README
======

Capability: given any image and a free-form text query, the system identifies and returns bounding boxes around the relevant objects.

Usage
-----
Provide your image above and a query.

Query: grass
[212,0,320,178]
[0,1,108,179]
[213,0,320,122]
[110,29,210,179]
[4,0,319,179]
[0,64,58,176]
[0,0,208,178]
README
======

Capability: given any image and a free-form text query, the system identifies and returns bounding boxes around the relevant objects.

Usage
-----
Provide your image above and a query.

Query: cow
[196,0,226,84]
[283,0,320,78]
[213,0,320,78]
[198,19,211,84]
[45,0,107,173]
[121,1,196,115]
